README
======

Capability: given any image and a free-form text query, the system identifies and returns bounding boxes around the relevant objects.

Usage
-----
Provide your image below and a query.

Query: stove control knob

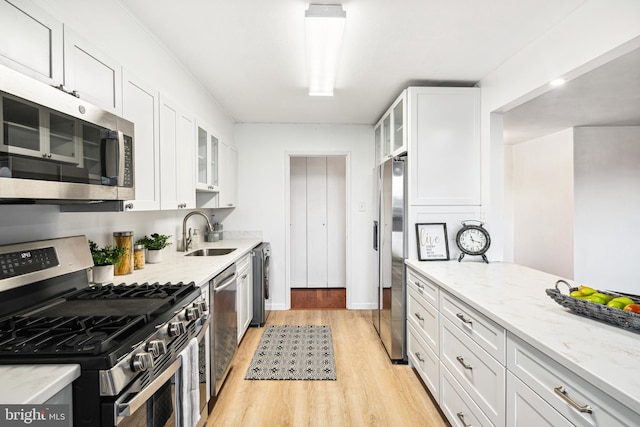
[168,321,186,337]
[185,307,201,321]
[194,301,207,313]
[131,352,154,372]
[146,340,167,358]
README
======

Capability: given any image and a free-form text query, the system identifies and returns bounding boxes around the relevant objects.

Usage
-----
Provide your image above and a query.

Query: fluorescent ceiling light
[305,4,346,96]
[550,78,566,87]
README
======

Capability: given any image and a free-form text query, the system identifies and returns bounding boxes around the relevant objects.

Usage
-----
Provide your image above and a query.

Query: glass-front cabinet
[195,123,219,192]
[375,89,407,165]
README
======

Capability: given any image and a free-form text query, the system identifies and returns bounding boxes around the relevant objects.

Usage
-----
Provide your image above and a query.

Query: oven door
[111,320,210,427]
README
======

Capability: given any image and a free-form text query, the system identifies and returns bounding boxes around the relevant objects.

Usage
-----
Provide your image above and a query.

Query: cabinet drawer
[407,268,438,308]
[507,334,637,427]
[441,317,505,427]
[407,322,439,400]
[440,363,494,427]
[507,371,573,427]
[440,291,505,363]
[407,285,438,353]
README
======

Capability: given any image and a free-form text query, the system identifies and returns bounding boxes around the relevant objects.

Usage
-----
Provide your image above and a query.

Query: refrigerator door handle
[373,220,378,251]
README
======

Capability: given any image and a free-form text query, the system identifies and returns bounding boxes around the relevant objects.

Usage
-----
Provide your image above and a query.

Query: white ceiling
[503,46,640,144]
[118,0,589,125]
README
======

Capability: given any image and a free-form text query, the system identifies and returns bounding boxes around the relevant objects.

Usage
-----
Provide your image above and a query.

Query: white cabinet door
[290,157,308,288]
[218,141,237,208]
[63,28,122,114]
[195,123,219,192]
[236,268,246,342]
[122,71,160,211]
[326,156,346,288]
[236,254,252,341]
[159,95,195,210]
[410,87,480,206]
[507,371,573,427]
[391,91,406,156]
[177,113,195,209]
[306,157,328,287]
[0,0,63,85]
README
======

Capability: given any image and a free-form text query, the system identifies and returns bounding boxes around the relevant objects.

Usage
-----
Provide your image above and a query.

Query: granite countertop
[0,365,80,404]
[405,259,640,412]
[113,238,262,287]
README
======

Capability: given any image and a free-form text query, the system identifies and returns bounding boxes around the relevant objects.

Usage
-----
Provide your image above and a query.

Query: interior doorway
[288,155,347,309]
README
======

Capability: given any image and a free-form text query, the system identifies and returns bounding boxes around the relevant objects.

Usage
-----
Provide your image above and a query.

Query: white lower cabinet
[407,322,439,399]
[507,371,573,427]
[440,316,505,427]
[236,253,252,341]
[507,333,637,427]
[440,364,494,427]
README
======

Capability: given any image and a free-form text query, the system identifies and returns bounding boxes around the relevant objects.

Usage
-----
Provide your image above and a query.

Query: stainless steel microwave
[0,64,134,204]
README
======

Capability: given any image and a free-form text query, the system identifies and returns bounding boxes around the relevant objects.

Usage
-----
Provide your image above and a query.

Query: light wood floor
[207,310,449,427]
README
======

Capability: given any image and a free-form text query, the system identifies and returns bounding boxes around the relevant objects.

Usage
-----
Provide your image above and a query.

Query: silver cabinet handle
[456,412,471,427]
[554,386,593,414]
[414,312,424,321]
[125,203,134,209]
[414,352,424,362]
[456,356,473,370]
[456,312,473,324]
[415,281,424,290]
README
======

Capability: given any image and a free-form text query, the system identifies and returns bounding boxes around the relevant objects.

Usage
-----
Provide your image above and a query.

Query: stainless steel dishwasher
[209,263,237,408]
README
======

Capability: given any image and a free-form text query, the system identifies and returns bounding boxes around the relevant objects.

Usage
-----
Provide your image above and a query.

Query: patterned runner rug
[245,325,336,380]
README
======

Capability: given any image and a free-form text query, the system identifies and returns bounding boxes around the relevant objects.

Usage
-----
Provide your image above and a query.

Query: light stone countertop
[0,364,80,403]
[405,259,640,413]
[0,238,261,404]
[111,238,262,287]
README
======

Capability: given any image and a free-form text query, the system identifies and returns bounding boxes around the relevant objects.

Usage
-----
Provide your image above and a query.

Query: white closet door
[306,157,328,287]
[290,157,308,288]
[327,157,346,288]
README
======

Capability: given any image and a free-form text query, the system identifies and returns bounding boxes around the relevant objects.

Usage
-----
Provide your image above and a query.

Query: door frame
[284,151,351,310]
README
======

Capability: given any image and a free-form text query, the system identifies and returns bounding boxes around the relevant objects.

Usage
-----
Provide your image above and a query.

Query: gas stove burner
[76,282,195,301]
[0,315,147,355]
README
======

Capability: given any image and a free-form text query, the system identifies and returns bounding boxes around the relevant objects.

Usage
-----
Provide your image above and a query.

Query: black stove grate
[0,314,147,355]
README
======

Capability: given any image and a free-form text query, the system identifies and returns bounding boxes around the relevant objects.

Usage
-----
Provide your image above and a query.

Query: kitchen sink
[185,248,236,256]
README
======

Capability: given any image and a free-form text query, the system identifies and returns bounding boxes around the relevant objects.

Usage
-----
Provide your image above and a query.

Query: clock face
[457,226,490,255]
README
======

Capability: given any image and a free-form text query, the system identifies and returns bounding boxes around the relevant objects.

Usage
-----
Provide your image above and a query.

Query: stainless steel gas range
[0,235,209,426]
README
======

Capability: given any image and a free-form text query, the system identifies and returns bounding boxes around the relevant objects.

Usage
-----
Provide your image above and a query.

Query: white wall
[225,124,374,310]
[479,0,640,261]
[0,1,232,248]
[508,129,574,278]
[574,127,640,293]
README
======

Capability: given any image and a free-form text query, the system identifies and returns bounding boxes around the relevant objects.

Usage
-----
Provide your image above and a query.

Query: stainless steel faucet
[181,210,214,252]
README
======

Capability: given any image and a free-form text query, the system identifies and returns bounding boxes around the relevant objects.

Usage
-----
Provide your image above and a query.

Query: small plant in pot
[88,240,126,284]
[136,233,172,263]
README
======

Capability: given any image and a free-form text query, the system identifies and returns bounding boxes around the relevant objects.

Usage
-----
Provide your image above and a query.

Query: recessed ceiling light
[550,78,566,87]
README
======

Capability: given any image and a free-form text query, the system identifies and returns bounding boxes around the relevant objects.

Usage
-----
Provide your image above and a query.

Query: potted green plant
[136,233,172,263]
[88,240,126,284]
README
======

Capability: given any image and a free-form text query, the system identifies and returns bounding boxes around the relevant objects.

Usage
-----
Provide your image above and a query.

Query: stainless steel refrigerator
[372,155,407,362]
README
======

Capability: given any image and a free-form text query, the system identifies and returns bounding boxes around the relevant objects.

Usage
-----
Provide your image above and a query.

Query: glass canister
[113,231,133,275]
[133,244,145,270]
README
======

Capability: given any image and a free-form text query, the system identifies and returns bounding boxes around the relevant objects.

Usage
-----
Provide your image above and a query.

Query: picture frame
[415,223,450,261]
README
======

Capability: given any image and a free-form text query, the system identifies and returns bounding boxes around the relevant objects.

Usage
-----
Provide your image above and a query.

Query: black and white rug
[245,325,336,380]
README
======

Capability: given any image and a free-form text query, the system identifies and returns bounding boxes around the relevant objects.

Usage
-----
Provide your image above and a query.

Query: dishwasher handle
[214,273,237,293]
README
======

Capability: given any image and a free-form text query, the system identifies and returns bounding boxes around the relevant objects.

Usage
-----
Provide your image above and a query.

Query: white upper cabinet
[63,28,122,115]
[159,95,195,210]
[375,89,407,164]
[217,141,237,208]
[0,0,63,85]
[195,123,219,192]
[122,71,160,211]
[409,87,480,206]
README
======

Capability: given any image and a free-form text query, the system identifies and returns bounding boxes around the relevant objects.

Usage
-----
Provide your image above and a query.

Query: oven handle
[116,358,181,420]
[214,273,237,293]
